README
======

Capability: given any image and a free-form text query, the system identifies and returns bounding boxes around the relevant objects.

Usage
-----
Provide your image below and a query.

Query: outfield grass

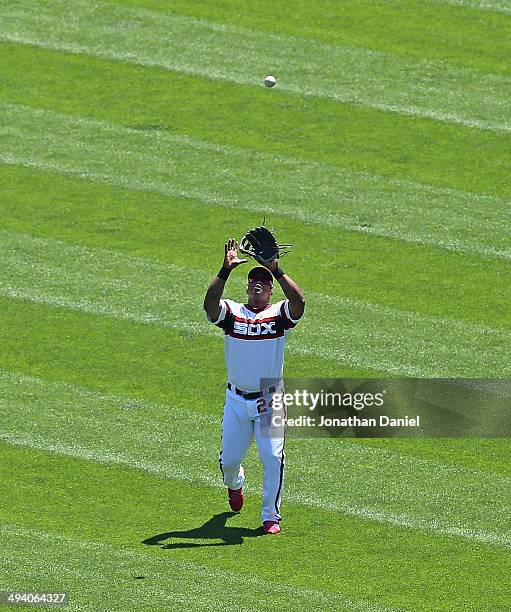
[0,0,510,610]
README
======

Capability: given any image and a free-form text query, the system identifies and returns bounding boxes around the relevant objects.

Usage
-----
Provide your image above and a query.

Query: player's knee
[261,450,284,469]
[219,456,243,472]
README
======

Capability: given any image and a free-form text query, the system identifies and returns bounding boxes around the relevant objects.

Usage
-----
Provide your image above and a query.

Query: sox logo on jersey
[233,320,277,336]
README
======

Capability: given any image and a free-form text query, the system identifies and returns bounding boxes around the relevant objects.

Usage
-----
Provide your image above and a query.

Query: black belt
[227,382,277,400]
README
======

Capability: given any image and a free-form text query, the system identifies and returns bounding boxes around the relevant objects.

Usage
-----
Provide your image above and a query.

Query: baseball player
[203,236,305,535]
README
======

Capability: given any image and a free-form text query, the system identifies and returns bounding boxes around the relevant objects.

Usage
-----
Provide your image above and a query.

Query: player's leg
[255,411,285,527]
[219,391,254,494]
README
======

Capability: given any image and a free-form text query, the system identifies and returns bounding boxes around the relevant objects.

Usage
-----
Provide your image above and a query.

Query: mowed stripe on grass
[1,369,510,550]
[1,231,509,376]
[1,0,510,132]
[433,0,511,15]
[1,102,510,259]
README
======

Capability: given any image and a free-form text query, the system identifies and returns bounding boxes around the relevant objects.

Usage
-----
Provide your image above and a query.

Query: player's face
[247,278,273,303]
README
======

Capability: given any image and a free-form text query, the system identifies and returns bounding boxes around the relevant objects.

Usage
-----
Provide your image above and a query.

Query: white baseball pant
[219,387,285,523]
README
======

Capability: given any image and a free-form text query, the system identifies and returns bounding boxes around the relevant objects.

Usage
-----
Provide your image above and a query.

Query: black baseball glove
[239,226,292,264]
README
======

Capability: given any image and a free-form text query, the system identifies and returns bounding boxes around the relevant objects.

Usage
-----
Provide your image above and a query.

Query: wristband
[273,267,285,280]
[217,267,231,281]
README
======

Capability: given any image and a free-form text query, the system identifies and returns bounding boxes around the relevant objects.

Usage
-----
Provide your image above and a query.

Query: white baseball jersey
[208,299,303,391]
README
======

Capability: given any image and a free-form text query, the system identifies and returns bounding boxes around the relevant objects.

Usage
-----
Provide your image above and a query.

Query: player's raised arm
[238,225,303,321]
[265,258,305,320]
[203,238,248,321]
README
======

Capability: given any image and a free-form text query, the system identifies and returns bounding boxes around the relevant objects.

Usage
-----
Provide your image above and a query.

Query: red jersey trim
[226,331,285,341]
[233,315,279,324]
[280,302,297,329]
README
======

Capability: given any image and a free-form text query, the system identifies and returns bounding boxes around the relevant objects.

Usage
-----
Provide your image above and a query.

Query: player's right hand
[224,238,249,270]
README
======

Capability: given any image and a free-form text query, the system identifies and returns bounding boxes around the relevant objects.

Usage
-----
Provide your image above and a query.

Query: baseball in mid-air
[264,75,277,88]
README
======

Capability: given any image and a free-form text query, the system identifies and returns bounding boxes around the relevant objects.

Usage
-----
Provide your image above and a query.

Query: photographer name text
[271,414,420,428]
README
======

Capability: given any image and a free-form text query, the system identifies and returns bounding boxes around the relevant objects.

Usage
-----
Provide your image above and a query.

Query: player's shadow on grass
[143,512,264,549]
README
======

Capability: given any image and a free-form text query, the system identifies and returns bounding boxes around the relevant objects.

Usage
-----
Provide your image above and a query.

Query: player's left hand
[263,258,279,273]
[239,226,291,265]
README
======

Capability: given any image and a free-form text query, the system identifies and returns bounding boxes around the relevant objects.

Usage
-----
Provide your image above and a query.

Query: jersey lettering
[233,321,277,336]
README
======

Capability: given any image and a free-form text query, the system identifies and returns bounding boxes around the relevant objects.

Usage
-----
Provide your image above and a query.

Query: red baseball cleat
[263,521,281,535]
[227,487,244,512]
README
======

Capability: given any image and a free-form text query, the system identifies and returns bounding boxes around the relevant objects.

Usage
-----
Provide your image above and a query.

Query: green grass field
[1,0,510,610]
